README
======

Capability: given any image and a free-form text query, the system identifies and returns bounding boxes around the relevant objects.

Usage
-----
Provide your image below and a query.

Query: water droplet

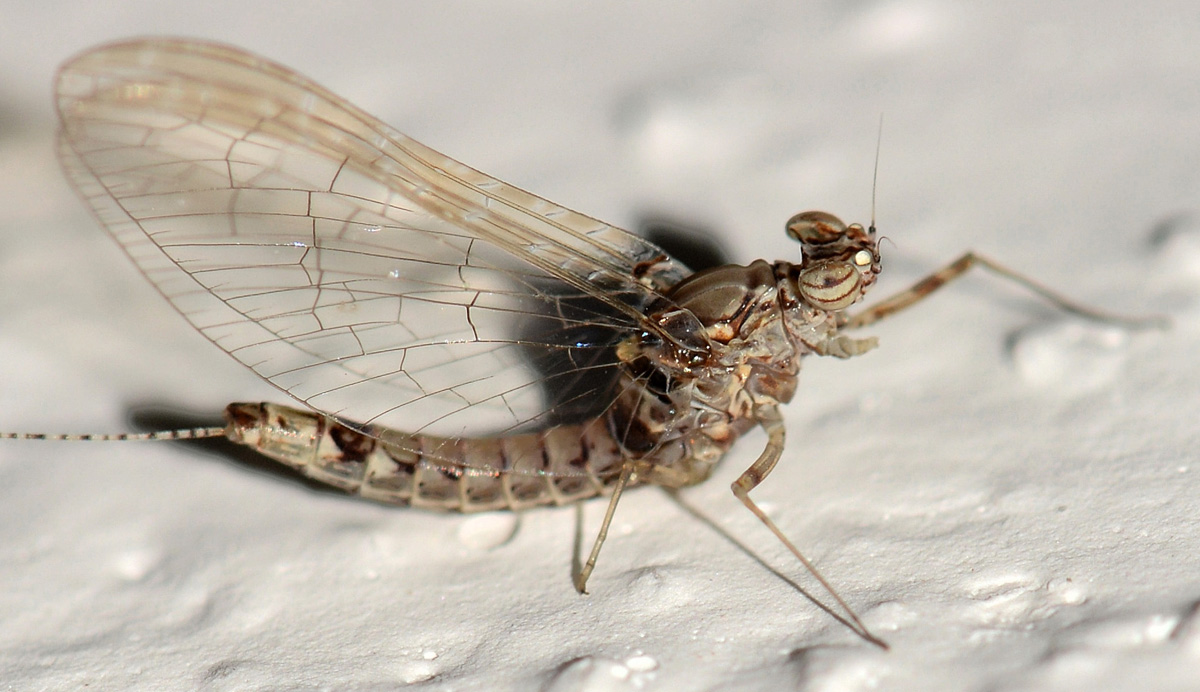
[625,654,658,672]
[1012,322,1128,393]
[457,512,518,551]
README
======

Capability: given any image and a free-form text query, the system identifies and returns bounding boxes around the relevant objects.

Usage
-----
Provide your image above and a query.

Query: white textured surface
[1,2,1198,690]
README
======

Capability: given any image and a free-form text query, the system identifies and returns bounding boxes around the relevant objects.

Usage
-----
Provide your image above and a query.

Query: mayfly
[4,39,1164,648]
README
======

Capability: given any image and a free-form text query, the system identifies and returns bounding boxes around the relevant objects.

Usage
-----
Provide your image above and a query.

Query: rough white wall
[0,2,1197,690]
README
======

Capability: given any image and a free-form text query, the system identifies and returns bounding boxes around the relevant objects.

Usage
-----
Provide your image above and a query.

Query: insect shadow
[638,215,730,273]
[127,404,345,498]
[662,488,871,639]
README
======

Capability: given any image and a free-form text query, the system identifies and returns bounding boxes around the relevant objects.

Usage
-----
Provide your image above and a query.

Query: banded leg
[732,406,888,649]
[846,252,1168,330]
[575,461,635,594]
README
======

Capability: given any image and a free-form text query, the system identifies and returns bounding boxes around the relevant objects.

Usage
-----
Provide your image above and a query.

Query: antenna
[871,114,883,234]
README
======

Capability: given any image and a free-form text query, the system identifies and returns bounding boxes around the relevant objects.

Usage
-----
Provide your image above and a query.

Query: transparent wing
[55,38,696,457]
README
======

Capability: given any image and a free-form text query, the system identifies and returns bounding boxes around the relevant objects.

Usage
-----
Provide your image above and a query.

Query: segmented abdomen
[223,402,629,512]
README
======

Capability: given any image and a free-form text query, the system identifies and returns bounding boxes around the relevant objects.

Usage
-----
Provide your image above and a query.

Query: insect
[4,38,1164,648]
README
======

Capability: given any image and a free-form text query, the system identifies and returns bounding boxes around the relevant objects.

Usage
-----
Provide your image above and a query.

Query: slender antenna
[1,427,226,441]
[870,114,883,234]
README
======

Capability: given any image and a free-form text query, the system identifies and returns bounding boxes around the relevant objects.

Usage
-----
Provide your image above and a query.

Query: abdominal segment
[222,402,630,512]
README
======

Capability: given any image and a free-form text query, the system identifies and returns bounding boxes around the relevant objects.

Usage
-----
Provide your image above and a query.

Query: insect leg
[574,461,635,594]
[732,406,888,649]
[845,252,1168,331]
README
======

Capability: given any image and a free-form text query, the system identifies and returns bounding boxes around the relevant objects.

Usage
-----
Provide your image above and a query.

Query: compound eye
[853,249,873,267]
[786,211,847,243]
[797,261,863,311]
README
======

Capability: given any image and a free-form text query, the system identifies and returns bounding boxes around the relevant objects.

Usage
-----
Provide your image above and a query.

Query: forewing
[55,38,694,456]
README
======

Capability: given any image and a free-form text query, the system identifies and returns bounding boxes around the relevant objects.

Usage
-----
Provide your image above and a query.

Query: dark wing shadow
[515,215,732,433]
[638,215,730,273]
